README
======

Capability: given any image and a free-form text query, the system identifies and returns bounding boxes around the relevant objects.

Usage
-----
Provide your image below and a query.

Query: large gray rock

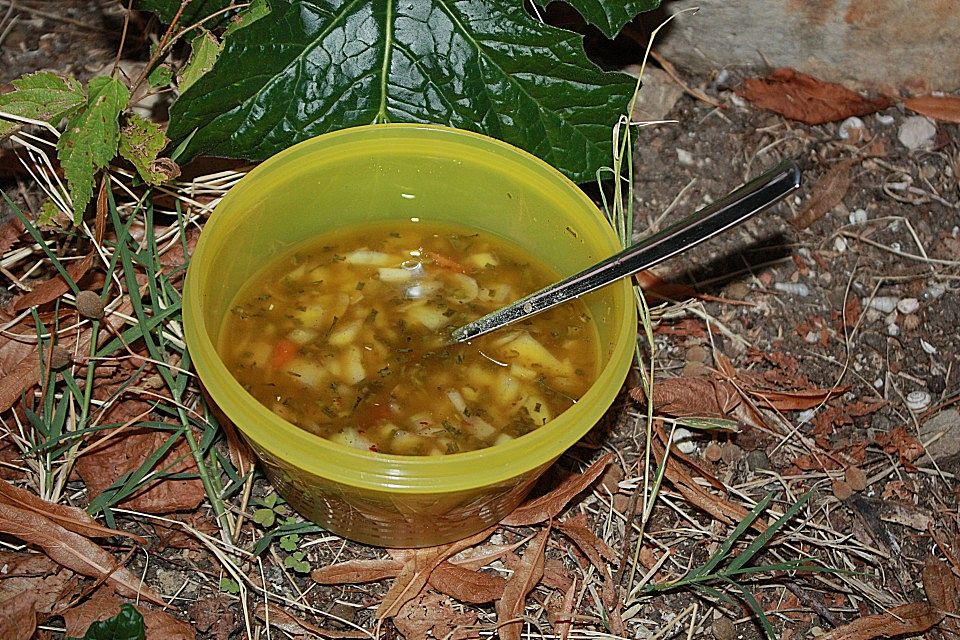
[653,0,960,92]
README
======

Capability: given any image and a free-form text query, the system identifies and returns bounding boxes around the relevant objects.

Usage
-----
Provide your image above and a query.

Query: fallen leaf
[922,555,959,630]
[429,562,507,604]
[63,589,193,639]
[394,592,480,640]
[556,513,617,573]
[0,479,145,543]
[501,454,613,526]
[875,427,925,465]
[496,528,549,640]
[631,378,740,419]
[0,551,74,615]
[75,426,206,514]
[736,68,890,125]
[554,577,578,640]
[0,591,37,640]
[311,557,404,585]
[791,159,855,231]
[189,596,236,640]
[818,602,943,640]
[254,602,367,638]
[377,525,496,619]
[0,216,24,256]
[0,351,41,414]
[0,503,164,605]
[7,253,95,314]
[905,95,960,124]
[745,385,848,411]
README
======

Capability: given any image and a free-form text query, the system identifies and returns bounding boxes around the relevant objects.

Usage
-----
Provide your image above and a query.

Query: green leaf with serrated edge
[135,0,233,25]
[0,71,84,137]
[538,0,660,39]
[57,76,129,223]
[148,64,173,88]
[37,199,65,226]
[178,30,222,92]
[167,0,652,182]
[224,0,271,36]
[66,604,145,640]
[118,113,176,185]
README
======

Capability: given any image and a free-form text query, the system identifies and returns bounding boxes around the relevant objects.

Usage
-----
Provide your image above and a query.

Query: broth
[218,221,600,455]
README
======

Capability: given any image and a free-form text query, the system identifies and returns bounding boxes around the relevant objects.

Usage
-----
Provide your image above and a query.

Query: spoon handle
[450,159,801,343]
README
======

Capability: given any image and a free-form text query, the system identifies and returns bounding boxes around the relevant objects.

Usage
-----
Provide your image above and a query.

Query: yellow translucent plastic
[183,124,636,547]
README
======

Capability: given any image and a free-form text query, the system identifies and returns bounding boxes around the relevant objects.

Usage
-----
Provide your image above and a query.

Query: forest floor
[1,2,959,639]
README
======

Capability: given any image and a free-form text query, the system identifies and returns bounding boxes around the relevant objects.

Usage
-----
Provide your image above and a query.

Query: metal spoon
[449,160,801,344]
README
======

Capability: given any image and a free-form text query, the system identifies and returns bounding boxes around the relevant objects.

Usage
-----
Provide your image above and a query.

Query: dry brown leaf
[429,562,507,604]
[0,503,164,605]
[0,216,24,257]
[75,427,206,514]
[791,159,855,231]
[0,479,145,543]
[905,95,960,124]
[311,557,403,584]
[377,525,496,619]
[501,454,613,526]
[736,68,890,125]
[189,596,235,640]
[0,351,41,414]
[923,555,959,613]
[496,528,549,640]
[254,602,367,638]
[63,590,193,639]
[394,592,480,640]
[875,427,925,465]
[0,551,74,615]
[0,591,37,640]
[818,602,943,640]
[7,253,95,314]
[631,377,741,419]
[745,385,848,411]
[554,577,578,640]
[556,513,617,573]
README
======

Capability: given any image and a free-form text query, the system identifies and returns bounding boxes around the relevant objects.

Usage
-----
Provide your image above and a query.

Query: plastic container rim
[183,123,637,494]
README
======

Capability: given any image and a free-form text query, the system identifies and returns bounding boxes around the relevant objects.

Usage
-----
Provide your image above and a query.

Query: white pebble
[898,116,936,151]
[798,409,816,423]
[676,148,695,166]
[886,323,900,336]
[671,427,697,454]
[805,331,820,343]
[906,390,932,412]
[867,296,899,313]
[875,113,896,125]
[848,208,868,225]
[874,378,884,388]
[920,339,937,355]
[896,298,919,314]
[774,282,810,297]
[834,237,848,252]
[923,283,946,300]
[838,116,867,141]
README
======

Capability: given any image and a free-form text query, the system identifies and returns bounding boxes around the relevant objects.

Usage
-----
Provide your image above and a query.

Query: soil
[1,3,959,640]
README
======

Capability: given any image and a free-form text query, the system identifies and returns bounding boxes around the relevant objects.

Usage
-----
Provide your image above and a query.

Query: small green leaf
[178,30,222,93]
[148,64,174,88]
[66,604,145,640]
[224,0,271,36]
[57,76,129,223]
[279,533,299,552]
[0,71,85,138]
[219,577,241,594]
[253,507,275,527]
[37,199,66,227]
[284,551,310,573]
[118,113,179,185]
[262,493,278,508]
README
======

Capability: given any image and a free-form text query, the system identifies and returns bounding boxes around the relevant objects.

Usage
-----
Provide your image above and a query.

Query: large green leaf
[547,0,660,39]
[167,0,654,182]
[136,0,233,26]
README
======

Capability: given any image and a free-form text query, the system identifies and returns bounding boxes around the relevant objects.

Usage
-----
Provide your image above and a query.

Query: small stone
[676,148,695,166]
[886,323,900,337]
[745,449,771,472]
[672,427,697,454]
[838,116,868,142]
[75,290,105,320]
[906,390,932,412]
[720,442,742,464]
[923,283,946,300]
[896,298,919,315]
[849,208,868,224]
[704,442,723,462]
[834,236,848,252]
[47,345,72,370]
[898,116,937,151]
[712,617,736,640]
[920,339,937,355]
[774,282,810,297]
[919,409,960,459]
[875,113,895,125]
[805,330,820,344]
[867,296,899,313]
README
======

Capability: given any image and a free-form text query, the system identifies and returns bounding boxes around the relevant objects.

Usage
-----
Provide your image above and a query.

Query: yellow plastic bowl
[183,124,636,547]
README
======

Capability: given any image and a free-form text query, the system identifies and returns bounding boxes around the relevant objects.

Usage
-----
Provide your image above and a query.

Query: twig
[651,50,724,109]
[785,581,840,627]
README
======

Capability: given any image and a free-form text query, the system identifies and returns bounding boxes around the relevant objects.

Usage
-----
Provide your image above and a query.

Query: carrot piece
[269,338,298,369]
[424,250,468,274]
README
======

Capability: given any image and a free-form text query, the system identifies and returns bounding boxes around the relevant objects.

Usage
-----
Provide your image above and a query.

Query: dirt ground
[1,2,959,640]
